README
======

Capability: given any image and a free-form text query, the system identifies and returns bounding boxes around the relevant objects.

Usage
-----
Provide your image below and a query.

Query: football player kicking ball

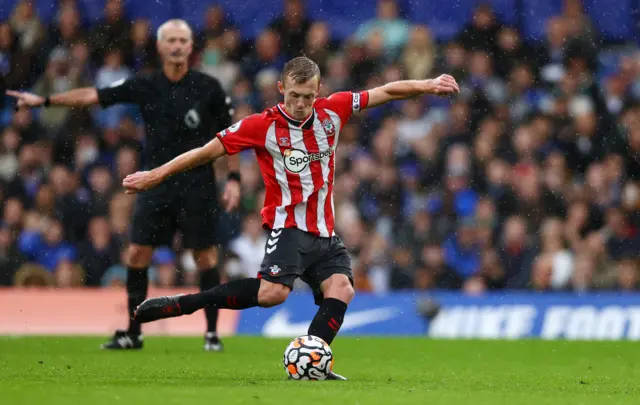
[124,57,459,380]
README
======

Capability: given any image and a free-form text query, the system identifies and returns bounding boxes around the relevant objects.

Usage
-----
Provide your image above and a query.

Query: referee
[8,19,240,351]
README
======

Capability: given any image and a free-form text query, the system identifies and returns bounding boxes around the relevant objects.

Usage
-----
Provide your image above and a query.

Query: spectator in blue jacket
[18,217,76,271]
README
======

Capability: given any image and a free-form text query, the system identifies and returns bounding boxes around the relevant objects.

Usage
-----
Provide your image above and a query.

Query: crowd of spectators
[0,0,638,293]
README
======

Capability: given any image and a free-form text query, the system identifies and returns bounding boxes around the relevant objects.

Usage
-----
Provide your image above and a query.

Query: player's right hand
[122,170,164,194]
[6,90,45,108]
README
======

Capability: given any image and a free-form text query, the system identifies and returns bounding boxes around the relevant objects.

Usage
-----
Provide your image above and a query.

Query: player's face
[278,75,320,121]
[158,25,193,66]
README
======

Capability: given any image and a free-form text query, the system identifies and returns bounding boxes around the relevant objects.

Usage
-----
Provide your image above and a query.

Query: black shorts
[129,184,220,250]
[258,228,353,305]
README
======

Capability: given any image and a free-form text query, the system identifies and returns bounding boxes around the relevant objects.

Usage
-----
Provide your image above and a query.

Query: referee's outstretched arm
[7,87,99,108]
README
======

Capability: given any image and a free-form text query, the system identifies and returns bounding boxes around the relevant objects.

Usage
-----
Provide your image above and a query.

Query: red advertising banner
[0,288,240,336]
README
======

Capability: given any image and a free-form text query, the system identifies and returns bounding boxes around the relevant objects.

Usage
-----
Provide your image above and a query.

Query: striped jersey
[216,91,369,237]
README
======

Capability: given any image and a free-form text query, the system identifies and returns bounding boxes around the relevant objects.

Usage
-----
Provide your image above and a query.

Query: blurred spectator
[89,0,130,64]
[9,0,44,53]
[0,0,637,292]
[401,25,435,81]
[0,221,26,285]
[125,19,157,73]
[354,0,409,59]
[33,47,91,132]
[38,4,84,69]
[18,217,76,271]
[0,22,33,89]
[197,5,231,47]
[443,218,481,280]
[229,212,267,278]
[457,3,502,53]
[13,263,55,287]
[269,0,313,57]
[304,22,332,73]
[0,126,20,181]
[499,216,536,288]
[616,257,639,291]
[151,247,177,288]
[77,216,121,286]
[418,243,463,289]
[241,29,286,81]
[198,36,239,93]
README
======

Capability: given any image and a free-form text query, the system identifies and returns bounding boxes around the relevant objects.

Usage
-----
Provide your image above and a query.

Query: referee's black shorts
[129,181,220,250]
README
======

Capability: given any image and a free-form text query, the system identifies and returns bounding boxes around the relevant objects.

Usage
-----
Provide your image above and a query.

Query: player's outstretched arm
[6,88,99,108]
[122,137,227,194]
[365,74,459,108]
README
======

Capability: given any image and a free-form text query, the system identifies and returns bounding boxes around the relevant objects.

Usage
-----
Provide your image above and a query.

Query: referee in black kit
[8,19,240,351]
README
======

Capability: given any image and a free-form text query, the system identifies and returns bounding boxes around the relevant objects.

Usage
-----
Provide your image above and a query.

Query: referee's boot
[204,332,224,352]
[101,330,143,350]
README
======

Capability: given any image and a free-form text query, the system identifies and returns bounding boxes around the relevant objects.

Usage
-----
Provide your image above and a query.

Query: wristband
[227,172,241,182]
[44,96,51,107]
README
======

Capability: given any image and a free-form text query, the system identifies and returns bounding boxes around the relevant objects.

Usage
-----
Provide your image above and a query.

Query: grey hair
[156,19,192,41]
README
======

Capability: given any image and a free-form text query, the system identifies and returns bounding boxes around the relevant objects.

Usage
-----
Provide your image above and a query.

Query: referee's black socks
[308,298,348,345]
[199,267,221,333]
[127,267,149,336]
[178,278,261,313]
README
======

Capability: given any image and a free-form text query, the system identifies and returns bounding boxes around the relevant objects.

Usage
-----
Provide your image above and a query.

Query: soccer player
[7,19,239,351]
[123,57,459,379]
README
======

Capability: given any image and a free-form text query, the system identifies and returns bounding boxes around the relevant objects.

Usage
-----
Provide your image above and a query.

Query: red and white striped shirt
[216,91,369,237]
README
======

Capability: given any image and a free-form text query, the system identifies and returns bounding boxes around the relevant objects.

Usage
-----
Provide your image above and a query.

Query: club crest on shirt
[322,118,335,136]
[269,265,281,275]
[278,136,291,147]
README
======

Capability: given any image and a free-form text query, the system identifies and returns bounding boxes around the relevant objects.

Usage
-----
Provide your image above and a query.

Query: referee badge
[185,108,201,128]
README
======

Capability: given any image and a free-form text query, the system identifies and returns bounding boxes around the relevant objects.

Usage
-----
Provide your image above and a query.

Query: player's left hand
[222,179,241,212]
[424,74,459,96]
[122,170,163,194]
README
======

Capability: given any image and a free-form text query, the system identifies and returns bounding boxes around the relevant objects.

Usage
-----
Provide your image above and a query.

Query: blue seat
[582,0,634,41]
[309,0,377,40]
[409,0,518,41]
[0,0,19,21]
[216,0,283,39]
[127,0,179,32]
[521,0,562,42]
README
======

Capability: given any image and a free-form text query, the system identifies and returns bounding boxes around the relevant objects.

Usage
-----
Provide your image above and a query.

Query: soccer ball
[283,335,333,380]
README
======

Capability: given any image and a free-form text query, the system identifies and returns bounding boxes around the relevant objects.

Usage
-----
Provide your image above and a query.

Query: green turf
[0,336,638,405]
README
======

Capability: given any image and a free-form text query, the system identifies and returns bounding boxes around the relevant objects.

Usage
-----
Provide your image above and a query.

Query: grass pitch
[0,336,638,405]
